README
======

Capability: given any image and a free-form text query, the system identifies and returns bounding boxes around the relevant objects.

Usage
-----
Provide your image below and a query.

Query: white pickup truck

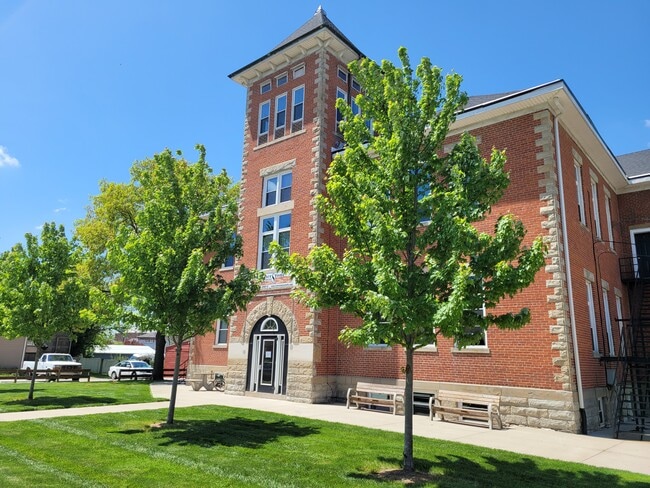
[22,353,83,372]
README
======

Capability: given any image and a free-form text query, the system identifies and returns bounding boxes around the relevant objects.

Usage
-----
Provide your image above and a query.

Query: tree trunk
[27,351,43,401]
[152,332,166,381]
[403,346,414,472]
[166,340,182,425]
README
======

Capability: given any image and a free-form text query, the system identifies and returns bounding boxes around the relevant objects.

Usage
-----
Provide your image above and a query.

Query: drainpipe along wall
[553,102,587,434]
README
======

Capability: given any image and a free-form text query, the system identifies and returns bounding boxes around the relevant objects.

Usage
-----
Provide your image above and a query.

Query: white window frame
[276,72,288,87]
[260,81,271,94]
[263,171,292,207]
[291,86,304,132]
[274,93,287,138]
[591,179,601,239]
[602,286,614,356]
[586,280,599,354]
[604,192,614,250]
[292,64,305,78]
[575,162,586,225]
[336,87,347,131]
[337,67,348,82]
[215,319,228,345]
[259,212,291,270]
[258,101,270,141]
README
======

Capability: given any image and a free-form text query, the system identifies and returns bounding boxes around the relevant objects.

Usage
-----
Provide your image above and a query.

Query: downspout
[554,103,587,434]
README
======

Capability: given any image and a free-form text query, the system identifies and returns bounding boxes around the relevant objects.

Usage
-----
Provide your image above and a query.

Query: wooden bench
[346,382,405,415]
[429,390,501,429]
[54,368,91,382]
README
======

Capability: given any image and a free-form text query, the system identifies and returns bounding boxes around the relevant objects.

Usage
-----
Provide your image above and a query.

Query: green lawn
[0,381,162,413]
[0,405,648,487]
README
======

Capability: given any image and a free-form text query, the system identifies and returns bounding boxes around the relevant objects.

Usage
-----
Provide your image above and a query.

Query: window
[276,73,288,87]
[291,86,304,132]
[605,193,614,250]
[575,163,586,225]
[591,179,601,239]
[338,67,348,82]
[336,88,347,131]
[293,64,305,78]
[275,94,287,139]
[456,306,487,349]
[260,317,279,331]
[351,78,361,92]
[259,213,291,269]
[258,101,270,145]
[586,280,599,353]
[603,288,614,355]
[215,319,228,345]
[260,81,271,94]
[615,294,625,355]
[263,171,292,206]
[222,254,235,268]
[597,397,605,427]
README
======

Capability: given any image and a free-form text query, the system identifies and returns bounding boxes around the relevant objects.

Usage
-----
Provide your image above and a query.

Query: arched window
[260,317,279,332]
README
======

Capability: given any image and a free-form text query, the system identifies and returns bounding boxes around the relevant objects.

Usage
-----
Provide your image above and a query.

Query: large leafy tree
[273,48,546,472]
[0,223,90,400]
[108,145,261,424]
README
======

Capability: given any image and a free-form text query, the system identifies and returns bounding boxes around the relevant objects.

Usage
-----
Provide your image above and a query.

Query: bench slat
[346,382,405,415]
[430,390,501,429]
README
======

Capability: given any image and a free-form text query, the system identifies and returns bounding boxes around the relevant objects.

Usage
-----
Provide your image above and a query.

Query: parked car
[108,360,153,380]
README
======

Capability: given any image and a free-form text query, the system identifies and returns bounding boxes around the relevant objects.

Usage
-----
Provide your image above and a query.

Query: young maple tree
[272,48,546,472]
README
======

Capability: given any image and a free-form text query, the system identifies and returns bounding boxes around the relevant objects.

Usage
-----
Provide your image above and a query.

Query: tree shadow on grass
[4,395,120,410]
[348,455,648,487]
[118,417,320,449]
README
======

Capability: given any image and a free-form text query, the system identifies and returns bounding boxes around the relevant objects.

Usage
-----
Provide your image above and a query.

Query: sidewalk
[1,382,649,476]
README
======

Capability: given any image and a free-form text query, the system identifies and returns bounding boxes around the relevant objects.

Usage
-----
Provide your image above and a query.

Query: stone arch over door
[242,296,298,345]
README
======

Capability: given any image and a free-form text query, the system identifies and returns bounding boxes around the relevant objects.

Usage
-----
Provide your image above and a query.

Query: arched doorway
[247,316,289,394]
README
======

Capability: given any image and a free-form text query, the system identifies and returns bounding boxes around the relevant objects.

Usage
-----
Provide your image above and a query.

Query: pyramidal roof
[229,7,363,84]
[272,6,362,56]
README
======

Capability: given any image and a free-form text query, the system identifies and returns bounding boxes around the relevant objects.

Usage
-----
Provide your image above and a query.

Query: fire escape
[611,255,650,439]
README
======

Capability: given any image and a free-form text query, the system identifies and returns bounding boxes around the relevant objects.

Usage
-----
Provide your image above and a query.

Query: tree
[0,223,90,400]
[272,48,546,472]
[108,145,262,424]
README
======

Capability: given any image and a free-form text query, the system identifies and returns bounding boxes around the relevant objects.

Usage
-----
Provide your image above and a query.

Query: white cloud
[53,207,67,214]
[645,119,650,129]
[0,146,20,168]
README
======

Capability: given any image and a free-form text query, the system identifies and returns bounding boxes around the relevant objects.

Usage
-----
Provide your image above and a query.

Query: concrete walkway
[1,382,649,477]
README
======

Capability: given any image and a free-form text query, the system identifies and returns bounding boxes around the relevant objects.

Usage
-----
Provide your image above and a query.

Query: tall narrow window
[575,163,586,225]
[258,101,270,145]
[336,88,347,131]
[605,194,614,250]
[263,172,292,207]
[275,94,287,139]
[615,294,625,355]
[291,86,304,132]
[591,179,601,239]
[586,280,599,353]
[259,213,291,269]
[603,288,614,355]
[215,319,228,345]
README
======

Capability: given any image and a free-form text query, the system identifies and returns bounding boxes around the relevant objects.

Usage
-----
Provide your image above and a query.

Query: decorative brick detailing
[242,296,298,344]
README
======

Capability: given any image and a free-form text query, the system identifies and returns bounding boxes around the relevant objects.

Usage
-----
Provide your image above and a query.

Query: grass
[0,380,162,413]
[0,405,648,487]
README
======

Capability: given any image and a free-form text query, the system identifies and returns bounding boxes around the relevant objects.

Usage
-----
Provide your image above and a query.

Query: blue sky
[1,0,648,252]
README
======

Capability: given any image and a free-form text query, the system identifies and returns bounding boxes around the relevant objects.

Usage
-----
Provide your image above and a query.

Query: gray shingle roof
[465,91,520,110]
[617,149,650,178]
[273,6,362,56]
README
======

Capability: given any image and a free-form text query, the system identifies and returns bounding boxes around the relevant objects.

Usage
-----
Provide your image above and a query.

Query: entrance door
[634,231,650,279]
[247,317,287,394]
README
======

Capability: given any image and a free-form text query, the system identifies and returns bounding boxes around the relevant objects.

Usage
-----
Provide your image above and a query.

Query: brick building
[190,8,650,435]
